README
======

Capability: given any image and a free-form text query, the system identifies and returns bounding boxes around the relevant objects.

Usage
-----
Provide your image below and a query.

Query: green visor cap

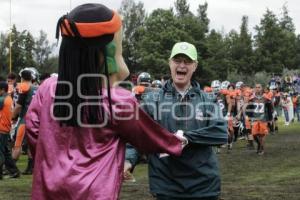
[102,41,119,75]
[169,42,197,61]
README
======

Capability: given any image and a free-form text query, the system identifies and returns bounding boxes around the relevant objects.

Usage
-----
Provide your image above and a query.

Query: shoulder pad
[17,82,31,94]
[220,89,229,95]
[133,85,145,95]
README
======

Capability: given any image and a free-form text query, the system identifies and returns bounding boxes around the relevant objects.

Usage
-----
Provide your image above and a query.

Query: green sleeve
[184,95,228,146]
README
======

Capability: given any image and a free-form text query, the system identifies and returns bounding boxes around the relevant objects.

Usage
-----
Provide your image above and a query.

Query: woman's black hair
[53,3,120,127]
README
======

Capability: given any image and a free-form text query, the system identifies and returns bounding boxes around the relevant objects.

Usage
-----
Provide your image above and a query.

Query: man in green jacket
[125,42,228,200]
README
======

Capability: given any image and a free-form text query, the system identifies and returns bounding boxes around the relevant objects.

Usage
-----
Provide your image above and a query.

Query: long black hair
[53,3,121,126]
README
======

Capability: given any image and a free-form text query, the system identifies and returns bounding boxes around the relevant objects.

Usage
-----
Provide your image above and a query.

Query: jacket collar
[162,79,201,95]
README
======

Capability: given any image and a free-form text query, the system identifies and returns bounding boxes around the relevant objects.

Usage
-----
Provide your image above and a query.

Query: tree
[24,32,36,67]
[277,5,298,70]
[0,33,8,75]
[133,2,210,81]
[228,16,254,74]
[203,29,232,82]
[9,25,28,74]
[174,0,190,17]
[197,2,209,34]
[116,2,300,83]
[176,12,206,67]
[34,30,54,70]
[279,4,295,32]
[135,8,199,76]
[254,6,299,74]
[42,56,58,74]
[253,9,283,73]
[136,9,178,75]
[1,26,56,75]
[119,0,146,74]
[295,35,300,69]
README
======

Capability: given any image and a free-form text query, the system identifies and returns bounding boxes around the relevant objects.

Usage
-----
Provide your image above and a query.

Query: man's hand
[123,160,136,182]
[158,130,188,158]
[124,160,132,173]
[12,146,22,160]
[174,130,188,148]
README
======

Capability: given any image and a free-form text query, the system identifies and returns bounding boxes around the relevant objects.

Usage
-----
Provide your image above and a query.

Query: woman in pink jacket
[25,4,183,200]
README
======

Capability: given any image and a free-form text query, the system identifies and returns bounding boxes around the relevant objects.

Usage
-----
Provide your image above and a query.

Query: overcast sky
[1,0,299,46]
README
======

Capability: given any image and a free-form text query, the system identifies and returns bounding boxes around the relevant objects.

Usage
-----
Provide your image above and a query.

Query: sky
[0,0,299,50]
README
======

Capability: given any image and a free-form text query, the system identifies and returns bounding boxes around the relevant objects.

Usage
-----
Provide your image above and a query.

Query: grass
[1,119,300,200]
[0,155,32,200]
[219,120,300,200]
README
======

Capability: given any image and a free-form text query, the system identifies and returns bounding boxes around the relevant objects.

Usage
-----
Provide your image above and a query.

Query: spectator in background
[281,93,291,125]
[292,93,300,122]
[7,72,18,106]
[11,69,38,175]
[0,81,20,180]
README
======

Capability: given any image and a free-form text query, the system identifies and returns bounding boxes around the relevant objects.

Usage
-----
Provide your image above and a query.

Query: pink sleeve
[114,99,182,156]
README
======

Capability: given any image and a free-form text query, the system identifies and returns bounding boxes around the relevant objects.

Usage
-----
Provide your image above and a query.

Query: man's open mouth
[176,70,187,76]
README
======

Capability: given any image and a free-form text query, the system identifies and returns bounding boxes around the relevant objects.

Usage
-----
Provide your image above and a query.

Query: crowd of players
[0,69,300,180]
[133,72,300,156]
[0,68,56,179]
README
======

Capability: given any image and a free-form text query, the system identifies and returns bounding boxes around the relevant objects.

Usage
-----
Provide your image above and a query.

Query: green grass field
[1,119,300,200]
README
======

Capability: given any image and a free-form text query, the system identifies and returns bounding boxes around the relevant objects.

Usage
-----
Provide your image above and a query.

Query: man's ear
[193,62,198,72]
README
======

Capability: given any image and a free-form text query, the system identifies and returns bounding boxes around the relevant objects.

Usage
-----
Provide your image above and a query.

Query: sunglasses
[172,57,194,65]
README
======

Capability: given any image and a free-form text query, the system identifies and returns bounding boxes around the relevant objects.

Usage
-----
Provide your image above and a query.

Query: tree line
[1,0,299,86]
[0,25,57,77]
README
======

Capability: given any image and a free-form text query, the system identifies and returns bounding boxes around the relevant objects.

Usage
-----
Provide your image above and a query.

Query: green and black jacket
[126,80,227,198]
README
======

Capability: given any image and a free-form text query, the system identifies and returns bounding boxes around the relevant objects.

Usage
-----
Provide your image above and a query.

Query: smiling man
[169,42,198,92]
[125,42,228,200]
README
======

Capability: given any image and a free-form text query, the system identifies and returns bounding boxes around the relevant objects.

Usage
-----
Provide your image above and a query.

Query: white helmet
[151,80,162,88]
[236,81,244,89]
[269,82,277,90]
[19,67,40,81]
[221,81,230,90]
[211,80,221,93]
[137,72,151,86]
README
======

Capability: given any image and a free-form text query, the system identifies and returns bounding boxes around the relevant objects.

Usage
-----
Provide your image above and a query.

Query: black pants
[156,194,219,200]
[0,133,19,175]
[233,126,239,142]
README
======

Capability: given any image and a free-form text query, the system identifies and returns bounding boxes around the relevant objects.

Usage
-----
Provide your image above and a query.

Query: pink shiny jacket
[25,77,182,200]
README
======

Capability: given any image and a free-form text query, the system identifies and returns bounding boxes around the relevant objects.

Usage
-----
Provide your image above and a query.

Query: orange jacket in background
[0,95,13,133]
[204,86,212,93]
